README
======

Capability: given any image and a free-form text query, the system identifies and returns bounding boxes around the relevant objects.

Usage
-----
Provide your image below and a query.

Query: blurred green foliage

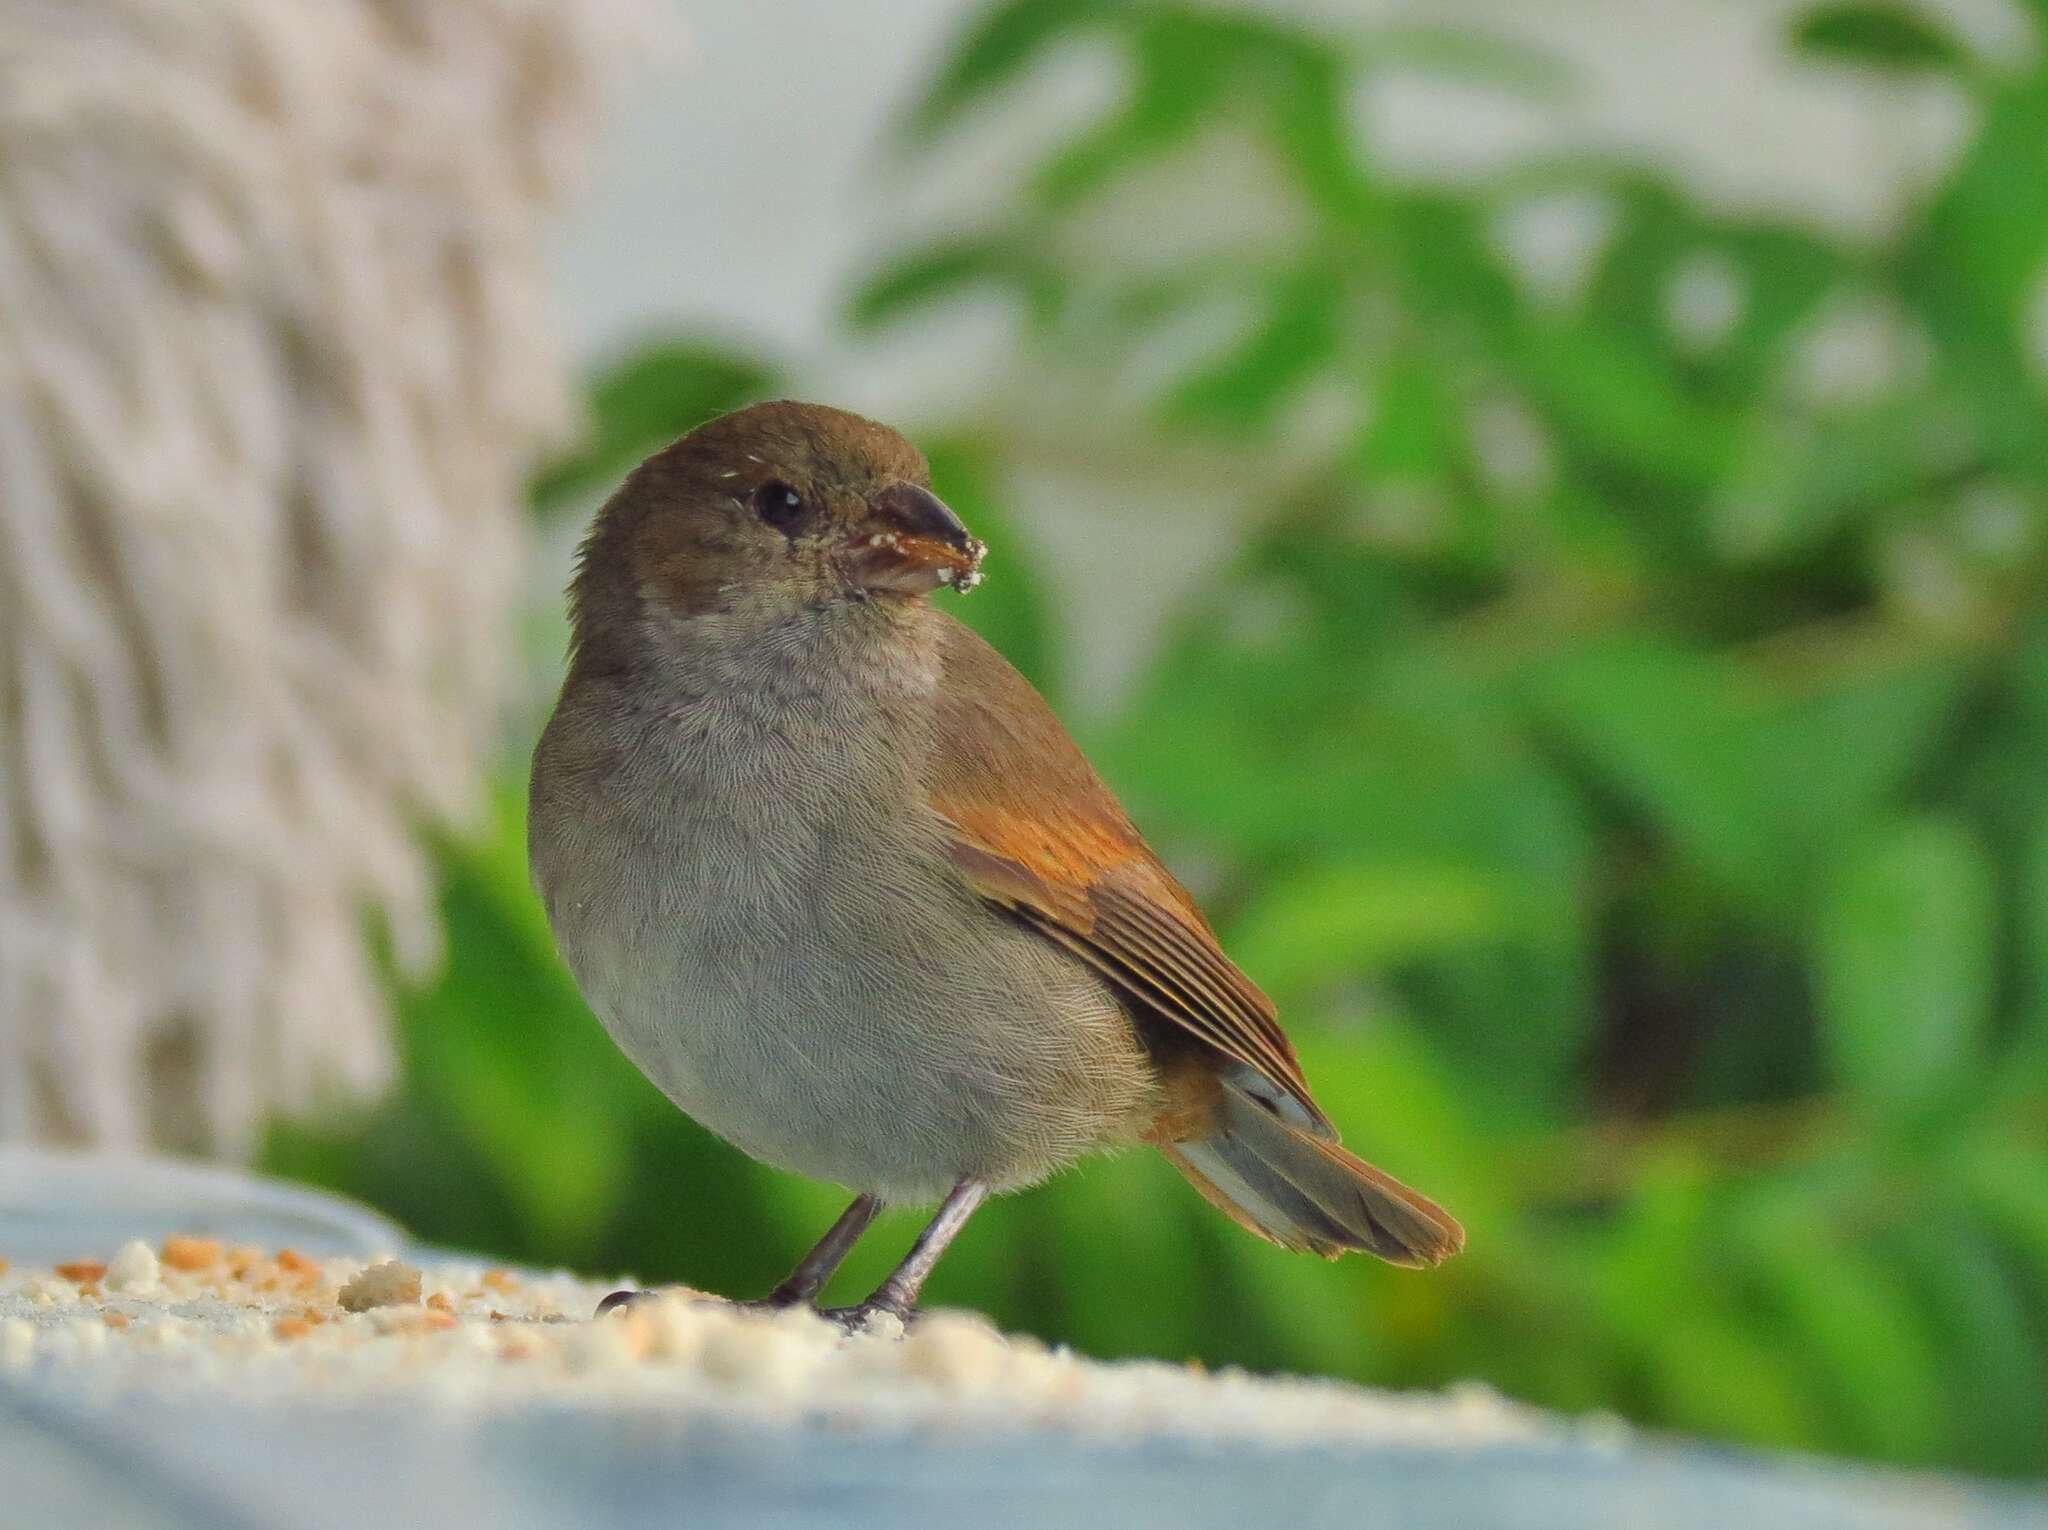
[267,0,2048,1479]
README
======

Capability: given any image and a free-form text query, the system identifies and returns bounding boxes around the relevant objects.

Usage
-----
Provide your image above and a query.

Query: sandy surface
[0,1238,1572,1450]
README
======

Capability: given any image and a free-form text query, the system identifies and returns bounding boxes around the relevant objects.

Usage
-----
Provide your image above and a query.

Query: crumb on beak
[845,527,986,597]
[936,543,988,593]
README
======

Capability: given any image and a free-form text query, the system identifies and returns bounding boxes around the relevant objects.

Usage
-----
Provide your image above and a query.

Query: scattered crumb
[370,1304,450,1336]
[106,1240,161,1294]
[338,1260,422,1313]
[162,1236,223,1272]
[950,539,988,594]
[0,1243,1574,1453]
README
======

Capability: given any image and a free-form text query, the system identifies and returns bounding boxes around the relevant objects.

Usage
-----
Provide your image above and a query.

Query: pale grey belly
[537,810,1152,1203]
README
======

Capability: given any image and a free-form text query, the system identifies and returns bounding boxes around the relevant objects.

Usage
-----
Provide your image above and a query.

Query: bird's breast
[530,644,1154,1197]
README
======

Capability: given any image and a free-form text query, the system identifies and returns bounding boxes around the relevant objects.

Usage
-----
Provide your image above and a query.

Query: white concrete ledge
[1,1151,2038,1530]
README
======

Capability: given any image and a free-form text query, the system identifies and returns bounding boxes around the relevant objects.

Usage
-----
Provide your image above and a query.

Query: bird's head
[569,401,984,663]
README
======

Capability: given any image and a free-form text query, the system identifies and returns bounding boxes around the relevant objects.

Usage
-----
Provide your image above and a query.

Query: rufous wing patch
[925,614,1328,1132]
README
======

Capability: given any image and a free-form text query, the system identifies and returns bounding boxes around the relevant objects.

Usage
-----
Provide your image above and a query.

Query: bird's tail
[1157,1078,1464,1266]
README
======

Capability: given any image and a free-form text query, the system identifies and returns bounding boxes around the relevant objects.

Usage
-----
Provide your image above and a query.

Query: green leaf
[1595,1161,1823,1447]
[393,788,646,1256]
[1229,859,1513,1001]
[531,344,777,515]
[1711,393,1985,560]
[1738,1196,1948,1462]
[1708,224,1857,391]
[1597,1152,1719,1343]
[1885,1215,2046,1475]
[1526,638,1790,902]
[1789,4,1970,75]
[1815,817,1997,1121]
[1899,75,2048,468]
[1644,1312,1826,1450]
[2019,813,2048,1075]
[849,239,1028,332]
[1203,1216,1384,1377]
[1747,656,1969,877]
[1389,192,1521,334]
[1354,24,1573,100]
[904,0,1123,144]
[921,436,1058,697]
[1513,319,1743,491]
[1262,33,1369,223]
[1352,349,1462,478]
[1032,1153,1213,1361]
[1029,14,1234,210]
[1159,269,1342,434]
[1956,1137,2048,1297]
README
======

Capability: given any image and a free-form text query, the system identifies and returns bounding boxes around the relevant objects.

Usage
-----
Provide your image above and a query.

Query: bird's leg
[595,1193,881,1319]
[759,1192,881,1307]
[821,1177,989,1332]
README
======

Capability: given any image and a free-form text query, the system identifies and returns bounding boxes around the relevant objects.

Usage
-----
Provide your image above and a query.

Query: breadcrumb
[162,1236,224,1272]
[338,1260,422,1313]
[0,1243,1568,1452]
[106,1240,161,1294]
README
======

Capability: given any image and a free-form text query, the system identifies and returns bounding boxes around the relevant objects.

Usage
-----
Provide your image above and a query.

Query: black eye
[752,479,806,532]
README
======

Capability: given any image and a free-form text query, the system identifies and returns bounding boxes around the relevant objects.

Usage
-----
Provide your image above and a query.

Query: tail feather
[1162,1082,1464,1267]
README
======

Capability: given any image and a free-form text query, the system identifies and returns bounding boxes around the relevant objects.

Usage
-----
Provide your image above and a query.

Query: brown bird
[529,400,1462,1329]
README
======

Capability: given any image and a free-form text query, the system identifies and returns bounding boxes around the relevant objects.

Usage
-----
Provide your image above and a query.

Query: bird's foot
[814,1297,916,1336]
[593,1287,915,1336]
[594,1287,649,1318]
[593,1286,817,1321]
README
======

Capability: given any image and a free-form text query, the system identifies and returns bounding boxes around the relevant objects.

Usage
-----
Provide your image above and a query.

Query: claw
[815,1299,915,1336]
[595,1287,812,1321]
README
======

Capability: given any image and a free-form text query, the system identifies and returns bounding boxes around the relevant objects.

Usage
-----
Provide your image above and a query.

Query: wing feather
[922,613,1328,1132]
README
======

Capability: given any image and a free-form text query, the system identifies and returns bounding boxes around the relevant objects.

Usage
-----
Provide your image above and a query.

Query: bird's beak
[845,482,987,596]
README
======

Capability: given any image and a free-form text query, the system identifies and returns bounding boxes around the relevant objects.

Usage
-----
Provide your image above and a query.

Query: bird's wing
[923,613,1330,1133]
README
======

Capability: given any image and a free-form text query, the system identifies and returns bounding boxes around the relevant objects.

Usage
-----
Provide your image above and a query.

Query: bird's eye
[752,479,807,532]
